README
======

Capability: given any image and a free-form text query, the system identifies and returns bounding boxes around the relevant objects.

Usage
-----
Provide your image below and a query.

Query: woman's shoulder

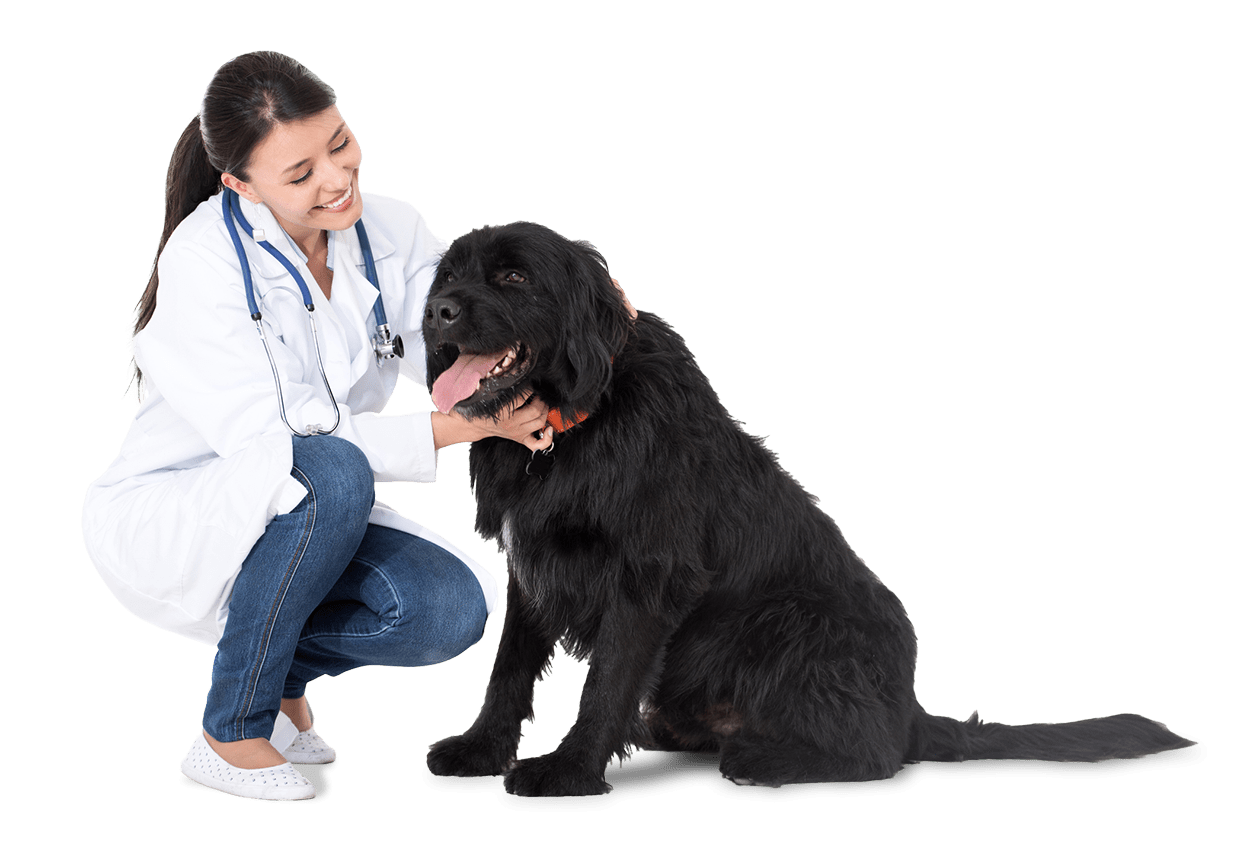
[361,192,418,221]
[361,193,430,236]
[360,193,444,262]
[167,192,231,250]
[156,194,244,300]
[159,194,239,273]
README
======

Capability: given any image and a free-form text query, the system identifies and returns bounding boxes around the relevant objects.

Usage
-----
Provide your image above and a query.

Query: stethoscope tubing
[254,301,341,437]
[222,188,397,437]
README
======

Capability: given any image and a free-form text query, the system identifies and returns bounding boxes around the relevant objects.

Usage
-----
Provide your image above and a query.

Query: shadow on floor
[422,729,1200,809]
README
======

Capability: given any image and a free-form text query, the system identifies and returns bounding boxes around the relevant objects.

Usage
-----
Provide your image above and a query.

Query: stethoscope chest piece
[374,323,404,363]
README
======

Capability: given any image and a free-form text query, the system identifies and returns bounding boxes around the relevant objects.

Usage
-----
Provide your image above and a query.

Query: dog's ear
[556,238,633,418]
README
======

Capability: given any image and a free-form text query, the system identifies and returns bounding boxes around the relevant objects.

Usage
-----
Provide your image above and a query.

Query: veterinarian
[81,51,556,801]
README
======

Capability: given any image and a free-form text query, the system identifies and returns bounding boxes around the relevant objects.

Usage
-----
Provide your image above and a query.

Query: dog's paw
[427,733,515,777]
[503,753,612,797]
[723,773,783,788]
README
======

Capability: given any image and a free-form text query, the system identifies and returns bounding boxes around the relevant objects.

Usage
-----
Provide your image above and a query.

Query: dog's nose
[425,297,462,330]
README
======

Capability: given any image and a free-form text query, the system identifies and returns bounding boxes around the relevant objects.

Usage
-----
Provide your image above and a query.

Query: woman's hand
[612,277,637,319]
[431,391,554,452]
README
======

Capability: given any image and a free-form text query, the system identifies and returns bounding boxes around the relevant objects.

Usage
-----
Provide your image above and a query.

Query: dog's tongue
[432,351,503,414]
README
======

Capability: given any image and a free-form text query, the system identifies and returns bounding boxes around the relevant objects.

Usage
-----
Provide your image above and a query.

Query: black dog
[422,222,1192,796]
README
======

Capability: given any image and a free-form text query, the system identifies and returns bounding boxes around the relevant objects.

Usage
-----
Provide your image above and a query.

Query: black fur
[422,222,1193,796]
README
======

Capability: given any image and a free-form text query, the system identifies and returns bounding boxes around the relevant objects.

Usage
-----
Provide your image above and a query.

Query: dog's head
[423,222,633,424]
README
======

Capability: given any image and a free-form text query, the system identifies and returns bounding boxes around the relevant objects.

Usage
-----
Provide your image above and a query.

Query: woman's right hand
[431,391,554,452]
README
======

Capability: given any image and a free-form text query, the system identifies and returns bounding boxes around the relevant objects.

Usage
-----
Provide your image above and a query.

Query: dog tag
[526,443,556,479]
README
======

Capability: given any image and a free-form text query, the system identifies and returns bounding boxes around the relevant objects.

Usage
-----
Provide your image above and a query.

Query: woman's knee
[291,435,375,526]
[439,576,488,659]
[397,550,489,666]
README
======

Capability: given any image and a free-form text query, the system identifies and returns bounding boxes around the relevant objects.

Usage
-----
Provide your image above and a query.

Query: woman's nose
[318,170,351,200]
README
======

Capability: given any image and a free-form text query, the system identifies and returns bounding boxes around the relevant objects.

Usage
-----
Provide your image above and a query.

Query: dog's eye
[504,271,526,284]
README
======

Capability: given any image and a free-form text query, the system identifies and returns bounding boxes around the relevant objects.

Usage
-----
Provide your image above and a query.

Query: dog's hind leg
[718,730,904,786]
[427,576,557,778]
[503,599,678,797]
[705,585,916,785]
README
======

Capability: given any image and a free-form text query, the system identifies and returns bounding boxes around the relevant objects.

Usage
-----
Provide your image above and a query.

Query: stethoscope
[222,188,404,437]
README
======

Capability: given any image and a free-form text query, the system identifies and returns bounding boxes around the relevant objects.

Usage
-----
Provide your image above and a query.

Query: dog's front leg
[503,598,674,796]
[427,575,556,777]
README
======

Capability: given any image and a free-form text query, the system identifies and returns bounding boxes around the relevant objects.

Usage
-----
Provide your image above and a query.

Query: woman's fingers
[502,391,553,451]
[526,424,555,453]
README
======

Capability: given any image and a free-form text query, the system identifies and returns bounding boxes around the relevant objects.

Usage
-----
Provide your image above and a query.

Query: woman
[82,51,554,800]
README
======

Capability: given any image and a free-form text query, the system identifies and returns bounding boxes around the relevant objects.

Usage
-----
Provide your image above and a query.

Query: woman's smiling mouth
[316,182,354,212]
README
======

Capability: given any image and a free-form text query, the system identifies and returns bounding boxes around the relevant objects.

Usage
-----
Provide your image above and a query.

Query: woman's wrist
[430,410,485,450]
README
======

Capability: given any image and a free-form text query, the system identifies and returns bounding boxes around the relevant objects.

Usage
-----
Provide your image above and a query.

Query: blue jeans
[202,436,488,743]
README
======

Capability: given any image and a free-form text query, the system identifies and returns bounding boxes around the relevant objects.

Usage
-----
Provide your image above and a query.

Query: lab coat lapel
[337,217,399,379]
[330,233,377,386]
[236,200,298,282]
[343,210,401,318]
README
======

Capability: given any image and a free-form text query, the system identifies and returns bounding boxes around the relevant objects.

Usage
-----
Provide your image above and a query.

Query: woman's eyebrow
[280,124,348,176]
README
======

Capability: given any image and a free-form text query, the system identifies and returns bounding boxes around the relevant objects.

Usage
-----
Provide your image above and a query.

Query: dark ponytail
[132,52,337,388]
[133,116,220,337]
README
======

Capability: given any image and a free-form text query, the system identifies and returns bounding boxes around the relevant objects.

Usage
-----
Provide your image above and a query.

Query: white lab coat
[82,192,495,645]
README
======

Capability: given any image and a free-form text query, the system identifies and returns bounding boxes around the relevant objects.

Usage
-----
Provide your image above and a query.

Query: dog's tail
[906,708,1194,764]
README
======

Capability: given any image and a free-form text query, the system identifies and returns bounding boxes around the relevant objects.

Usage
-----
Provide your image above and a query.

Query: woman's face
[223,105,363,247]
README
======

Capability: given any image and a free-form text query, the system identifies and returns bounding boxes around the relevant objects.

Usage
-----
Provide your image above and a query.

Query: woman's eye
[290,138,350,186]
[504,271,526,284]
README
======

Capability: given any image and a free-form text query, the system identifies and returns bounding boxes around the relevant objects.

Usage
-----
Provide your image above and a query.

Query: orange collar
[545,357,613,434]
[547,408,590,433]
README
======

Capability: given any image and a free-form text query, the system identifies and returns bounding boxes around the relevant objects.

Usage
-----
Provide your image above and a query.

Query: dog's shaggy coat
[422,222,1192,796]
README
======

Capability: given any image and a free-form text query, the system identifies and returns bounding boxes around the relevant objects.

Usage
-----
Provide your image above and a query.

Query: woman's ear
[221,172,261,204]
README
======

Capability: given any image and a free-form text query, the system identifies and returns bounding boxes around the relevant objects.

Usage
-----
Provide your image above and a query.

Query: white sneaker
[181,734,315,801]
[283,728,337,764]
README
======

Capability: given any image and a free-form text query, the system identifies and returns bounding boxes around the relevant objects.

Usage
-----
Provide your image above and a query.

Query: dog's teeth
[484,346,523,381]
